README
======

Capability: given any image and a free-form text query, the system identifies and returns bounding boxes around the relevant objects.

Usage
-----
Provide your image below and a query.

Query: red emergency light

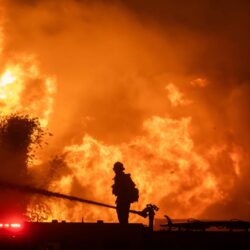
[0,223,21,228]
[10,223,21,228]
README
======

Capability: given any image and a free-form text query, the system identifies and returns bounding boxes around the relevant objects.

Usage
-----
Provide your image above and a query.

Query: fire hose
[0,180,158,225]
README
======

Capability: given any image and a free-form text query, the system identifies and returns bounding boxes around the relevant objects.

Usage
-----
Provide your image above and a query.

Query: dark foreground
[0,222,249,250]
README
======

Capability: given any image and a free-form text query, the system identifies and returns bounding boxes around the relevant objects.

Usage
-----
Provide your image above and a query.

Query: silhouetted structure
[0,221,249,250]
[161,215,250,232]
[112,162,139,224]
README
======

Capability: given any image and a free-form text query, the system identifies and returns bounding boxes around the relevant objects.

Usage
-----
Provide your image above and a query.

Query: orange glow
[229,146,242,176]
[0,25,3,55]
[0,67,22,108]
[42,116,223,222]
[0,0,249,222]
[165,83,190,106]
[190,78,208,87]
[0,69,17,86]
[0,58,56,127]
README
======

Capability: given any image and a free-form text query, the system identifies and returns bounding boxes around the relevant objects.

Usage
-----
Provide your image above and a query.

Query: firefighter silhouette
[112,162,139,224]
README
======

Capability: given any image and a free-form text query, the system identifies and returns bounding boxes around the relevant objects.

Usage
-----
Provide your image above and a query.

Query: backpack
[130,186,139,203]
[125,174,139,203]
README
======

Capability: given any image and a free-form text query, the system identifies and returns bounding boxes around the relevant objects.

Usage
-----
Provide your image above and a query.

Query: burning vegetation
[0,0,249,223]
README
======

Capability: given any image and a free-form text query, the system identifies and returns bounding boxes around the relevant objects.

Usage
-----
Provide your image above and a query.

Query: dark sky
[122,0,250,79]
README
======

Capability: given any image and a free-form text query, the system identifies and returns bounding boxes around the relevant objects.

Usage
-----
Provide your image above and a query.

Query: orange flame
[0,3,247,222]
[0,57,56,126]
[165,83,191,106]
[43,116,223,222]
[0,50,240,221]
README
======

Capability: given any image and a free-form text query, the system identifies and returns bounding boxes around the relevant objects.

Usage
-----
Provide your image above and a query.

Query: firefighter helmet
[113,161,125,172]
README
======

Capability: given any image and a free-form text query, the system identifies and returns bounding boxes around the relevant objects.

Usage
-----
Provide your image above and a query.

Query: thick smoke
[1,0,250,220]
